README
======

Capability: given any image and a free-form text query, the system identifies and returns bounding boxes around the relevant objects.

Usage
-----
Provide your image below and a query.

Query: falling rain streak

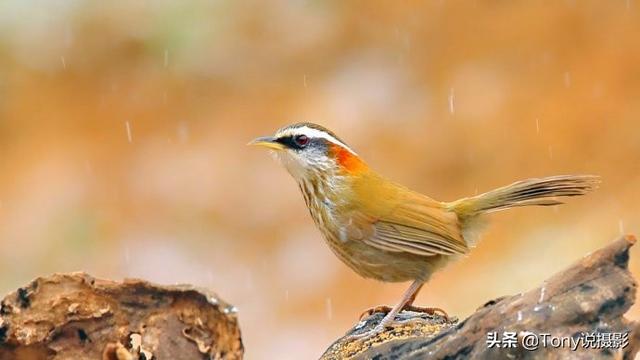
[125,121,133,143]
[448,88,455,114]
[564,72,571,88]
[326,298,333,320]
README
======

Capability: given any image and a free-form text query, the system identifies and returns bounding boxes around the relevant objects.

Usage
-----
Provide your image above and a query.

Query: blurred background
[0,0,638,358]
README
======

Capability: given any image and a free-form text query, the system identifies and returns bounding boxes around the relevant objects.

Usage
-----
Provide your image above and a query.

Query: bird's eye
[294,135,309,147]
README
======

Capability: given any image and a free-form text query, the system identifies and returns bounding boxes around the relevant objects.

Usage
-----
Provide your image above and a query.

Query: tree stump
[0,273,243,360]
[323,235,639,360]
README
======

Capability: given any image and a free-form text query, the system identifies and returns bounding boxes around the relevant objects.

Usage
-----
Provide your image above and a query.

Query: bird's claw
[359,305,450,321]
[346,323,388,342]
[406,305,450,321]
[358,305,393,320]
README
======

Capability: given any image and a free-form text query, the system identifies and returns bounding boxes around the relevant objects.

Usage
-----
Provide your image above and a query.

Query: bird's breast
[298,177,338,230]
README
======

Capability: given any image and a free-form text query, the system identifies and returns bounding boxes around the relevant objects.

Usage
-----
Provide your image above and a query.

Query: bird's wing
[347,175,469,257]
[369,202,469,256]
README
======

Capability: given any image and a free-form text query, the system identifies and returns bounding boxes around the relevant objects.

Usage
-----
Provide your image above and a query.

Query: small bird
[249,122,598,336]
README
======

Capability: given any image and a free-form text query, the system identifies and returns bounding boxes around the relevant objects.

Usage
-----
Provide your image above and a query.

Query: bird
[249,122,598,337]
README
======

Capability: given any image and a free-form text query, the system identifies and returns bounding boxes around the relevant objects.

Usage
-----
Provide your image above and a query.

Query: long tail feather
[449,175,600,220]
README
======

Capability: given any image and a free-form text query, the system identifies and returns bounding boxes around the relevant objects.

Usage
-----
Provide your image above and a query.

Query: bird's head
[249,122,367,181]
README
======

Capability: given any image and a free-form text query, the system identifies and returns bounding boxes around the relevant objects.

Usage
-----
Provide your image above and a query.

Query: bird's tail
[448,175,600,221]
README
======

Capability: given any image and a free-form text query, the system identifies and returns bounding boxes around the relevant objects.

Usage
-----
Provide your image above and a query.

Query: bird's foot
[358,305,391,320]
[346,325,386,342]
[359,304,449,321]
[406,305,450,321]
[347,316,395,342]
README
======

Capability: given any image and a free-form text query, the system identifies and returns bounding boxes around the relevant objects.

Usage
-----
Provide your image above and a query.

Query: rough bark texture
[323,235,639,360]
[0,273,243,360]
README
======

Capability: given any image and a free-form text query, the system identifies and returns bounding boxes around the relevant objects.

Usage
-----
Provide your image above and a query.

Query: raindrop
[125,121,133,143]
[448,88,455,115]
[535,118,540,134]
[619,219,625,235]
[284,290,290,302]
[563,72,571,88]
[517,311,523,321]
[178,122,189,143]
[303,74,308,88]
[60,56,66,69]
[404,33,412,51]
[84,160,93,175]
[326,297,333,320]
[538,286,546,303]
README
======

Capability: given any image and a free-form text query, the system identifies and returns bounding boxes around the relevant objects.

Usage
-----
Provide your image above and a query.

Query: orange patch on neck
[330,144,366,173]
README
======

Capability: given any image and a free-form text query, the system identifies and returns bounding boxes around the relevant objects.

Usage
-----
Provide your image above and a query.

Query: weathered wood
[0,273,243,360]
[323,235,639,360]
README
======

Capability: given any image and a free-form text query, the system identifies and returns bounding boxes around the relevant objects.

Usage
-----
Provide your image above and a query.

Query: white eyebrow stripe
[279,126,358,155]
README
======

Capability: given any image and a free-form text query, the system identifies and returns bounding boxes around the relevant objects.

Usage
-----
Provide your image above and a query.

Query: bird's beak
[247,136,285,150]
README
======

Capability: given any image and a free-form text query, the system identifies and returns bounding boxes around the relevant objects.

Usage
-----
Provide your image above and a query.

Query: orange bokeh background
[0,1,639,358]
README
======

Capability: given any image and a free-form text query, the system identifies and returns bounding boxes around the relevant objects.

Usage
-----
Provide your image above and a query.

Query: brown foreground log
[323,235,639,360]
[0,273,243,360]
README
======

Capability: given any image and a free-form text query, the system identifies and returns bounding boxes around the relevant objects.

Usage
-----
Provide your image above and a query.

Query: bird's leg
[351,280,425,340]
[358,281,449,320]
[358,281,421,320]
[375,280,423,330]
[399,284,449,320]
